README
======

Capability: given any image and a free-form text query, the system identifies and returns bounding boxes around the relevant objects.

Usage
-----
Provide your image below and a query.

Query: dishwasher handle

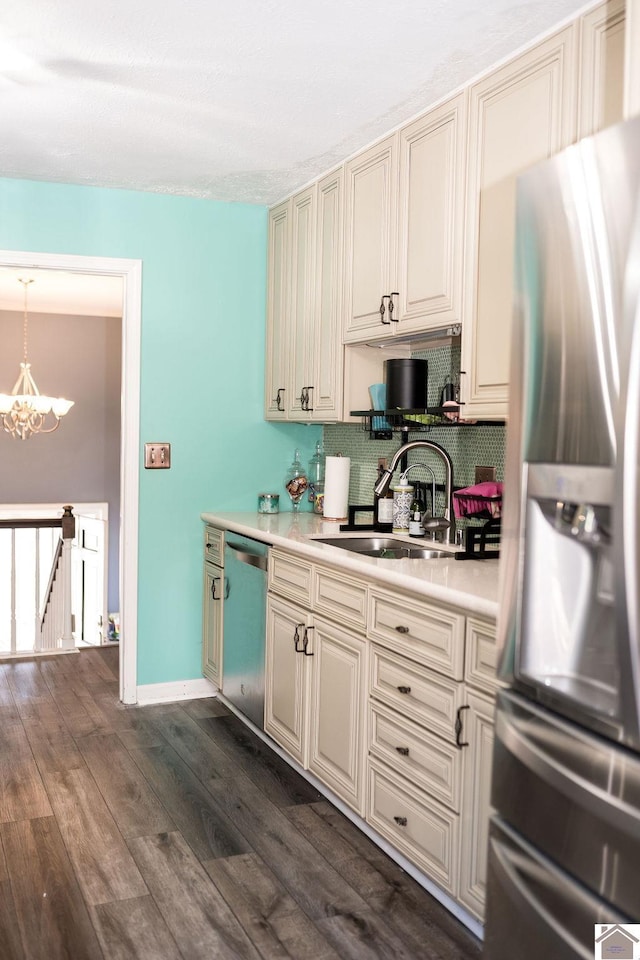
[225,540,268,572]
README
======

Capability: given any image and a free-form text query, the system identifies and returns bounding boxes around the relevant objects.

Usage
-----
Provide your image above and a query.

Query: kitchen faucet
[374,439,455,544]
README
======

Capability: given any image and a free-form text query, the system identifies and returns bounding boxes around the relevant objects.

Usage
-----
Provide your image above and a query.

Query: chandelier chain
[20,277,33,366]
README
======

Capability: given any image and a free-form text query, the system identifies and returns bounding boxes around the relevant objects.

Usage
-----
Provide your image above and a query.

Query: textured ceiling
[1,0,588,205]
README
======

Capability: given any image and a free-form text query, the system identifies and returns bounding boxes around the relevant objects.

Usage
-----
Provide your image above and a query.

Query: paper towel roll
[323,456,350,520]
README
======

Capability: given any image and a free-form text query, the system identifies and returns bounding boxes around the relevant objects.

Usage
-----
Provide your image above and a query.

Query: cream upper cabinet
[578,0,625,139]
[265,174,344,423]
[343,134,399,342]
[461,26,577,420]
[343,96,467,345]
[264,200,291,419]
[396,92,467,334]
[287,186,317,419]
[309,169,344,421]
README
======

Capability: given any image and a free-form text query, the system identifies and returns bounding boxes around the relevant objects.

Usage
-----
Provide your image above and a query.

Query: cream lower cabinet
[366,586,498,917]
[265,550,368,813]
[202,525,225,686]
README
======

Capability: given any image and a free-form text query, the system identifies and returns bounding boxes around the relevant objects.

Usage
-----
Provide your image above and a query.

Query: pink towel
[453,481,503,519]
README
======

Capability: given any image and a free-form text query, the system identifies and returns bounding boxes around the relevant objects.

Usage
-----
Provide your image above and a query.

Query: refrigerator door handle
[496,706,640,839]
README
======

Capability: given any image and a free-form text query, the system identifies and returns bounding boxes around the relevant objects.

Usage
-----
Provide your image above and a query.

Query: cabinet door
[458,689,495,921]
[578,0,625,139]
[397,92,467,333]
[310,169,344,421]
[462,27,577,419]
[287,186,316,420]
[308,616,367,814]
[264,595,310,765]
[343,135,398,342]
[265,200,291,420]
[202,561,224,686]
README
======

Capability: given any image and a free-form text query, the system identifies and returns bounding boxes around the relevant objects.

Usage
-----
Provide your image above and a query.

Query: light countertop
[201,511,500,621]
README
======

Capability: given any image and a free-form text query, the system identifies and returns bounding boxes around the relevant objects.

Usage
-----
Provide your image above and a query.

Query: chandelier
[0,278,74,440]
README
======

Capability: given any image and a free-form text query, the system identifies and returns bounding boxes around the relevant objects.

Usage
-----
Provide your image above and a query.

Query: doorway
[0,250,141,703]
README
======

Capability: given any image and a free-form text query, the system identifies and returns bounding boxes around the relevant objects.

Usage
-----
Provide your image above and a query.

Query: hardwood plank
[126,743,252,861]
[316,909,436,960]
[1,816,103,960]
[205,772,370,921]
[283,803,370,865]
[198,714,322,806]
[0,669,22,727]
[298,800,392,862]
[128,830,262,960]
[0,879,26,960]
[148,709,239,782]
[22,717,85,775]
[43,765,148,905]
[77,733,175,839]
[204,853,341,960]
[91,896,182,960]
[182,697,231,720]
[0,723,53,822]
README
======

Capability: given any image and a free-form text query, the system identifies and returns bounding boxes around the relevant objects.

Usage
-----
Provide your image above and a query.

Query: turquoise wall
[0,178,321,686]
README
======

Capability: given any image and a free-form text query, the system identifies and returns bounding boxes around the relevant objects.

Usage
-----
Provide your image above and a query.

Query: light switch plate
[475,465,496,483]
[144,443,171,469]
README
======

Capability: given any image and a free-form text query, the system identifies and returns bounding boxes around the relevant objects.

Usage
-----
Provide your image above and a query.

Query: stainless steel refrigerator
[483,114,640,959]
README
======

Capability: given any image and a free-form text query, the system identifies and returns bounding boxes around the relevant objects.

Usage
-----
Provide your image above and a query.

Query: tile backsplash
[323,342,506,516]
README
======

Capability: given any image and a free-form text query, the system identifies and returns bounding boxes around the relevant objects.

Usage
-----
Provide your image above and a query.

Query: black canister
[385,358,428,410]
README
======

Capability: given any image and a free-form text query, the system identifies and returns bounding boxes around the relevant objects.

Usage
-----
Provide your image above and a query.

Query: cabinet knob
[393,816,408,827]
[397,685,411,695]
[395,625,409,634]
[395,746,410,756]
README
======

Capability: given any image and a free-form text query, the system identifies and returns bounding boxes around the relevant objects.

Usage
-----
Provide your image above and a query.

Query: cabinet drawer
[204,525,224,565]
[370,644,462,744]
[465,616,500,694]
[369,701,462,812]
[269,549,312,605]
[368,758,459,894]
[368,587,465,679]
[313,565,368,631]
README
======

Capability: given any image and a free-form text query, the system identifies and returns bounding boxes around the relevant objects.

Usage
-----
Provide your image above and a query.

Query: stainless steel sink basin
[315,536,449,560]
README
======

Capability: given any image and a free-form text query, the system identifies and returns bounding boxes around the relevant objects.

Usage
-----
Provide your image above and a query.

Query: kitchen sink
[314,536,450,560]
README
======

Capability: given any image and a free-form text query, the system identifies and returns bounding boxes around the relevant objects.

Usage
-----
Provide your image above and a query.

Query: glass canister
[392,476,414,534]
[307,441,326,503]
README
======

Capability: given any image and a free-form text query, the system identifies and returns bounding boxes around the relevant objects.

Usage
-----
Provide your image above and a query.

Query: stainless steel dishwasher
[221,533,268,729]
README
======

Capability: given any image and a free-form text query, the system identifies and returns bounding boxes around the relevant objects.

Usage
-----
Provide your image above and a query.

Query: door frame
[0,249,141,703]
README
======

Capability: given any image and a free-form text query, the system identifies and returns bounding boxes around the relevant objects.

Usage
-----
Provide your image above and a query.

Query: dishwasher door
[222,534,268,729]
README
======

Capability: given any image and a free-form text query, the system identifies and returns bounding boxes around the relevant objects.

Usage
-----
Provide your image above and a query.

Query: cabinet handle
[395,625,409,634]
[395,746,410,756]
[274,387,285,411]
[393,816,408,827]
[397,685,411,695]
[304,386,313,412]
[293,623,306,652]
[211,576,228,600]
[380,294,390,324]
[388,292,399,323]
[303,625,314,656]
[455,705,470,748]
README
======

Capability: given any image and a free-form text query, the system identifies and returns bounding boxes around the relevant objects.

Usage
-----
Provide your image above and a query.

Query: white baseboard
[136,677,217,705]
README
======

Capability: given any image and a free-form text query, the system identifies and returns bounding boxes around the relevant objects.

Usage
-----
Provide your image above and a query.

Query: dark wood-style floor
[0,647,481,959]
